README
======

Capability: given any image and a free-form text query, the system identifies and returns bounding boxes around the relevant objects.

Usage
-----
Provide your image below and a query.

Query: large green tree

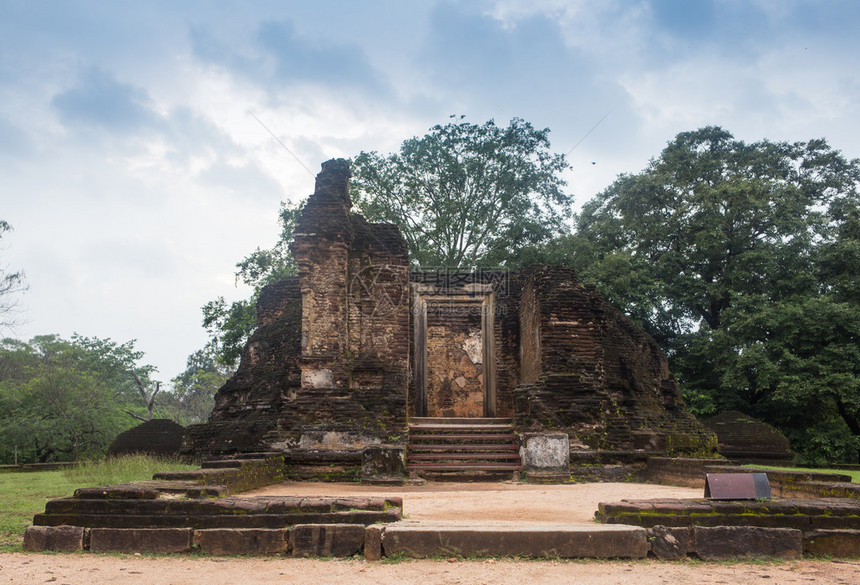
[159,348,230,425]
[570,127,860,462]
[351,116,573,269]
[0,334,156,463]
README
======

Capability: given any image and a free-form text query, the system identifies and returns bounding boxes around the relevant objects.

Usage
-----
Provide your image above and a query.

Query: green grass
[61,454,195,486]
[741,464,860,483]
[0,455,195,550]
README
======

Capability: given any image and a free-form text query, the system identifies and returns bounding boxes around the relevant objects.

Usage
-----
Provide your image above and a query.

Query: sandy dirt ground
[243,480,704,523]
[3,481,859,584]
[1,554,859,585]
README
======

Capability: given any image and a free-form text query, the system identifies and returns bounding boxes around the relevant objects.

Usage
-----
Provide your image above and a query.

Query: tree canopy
[351,116,573,269]
[567,127,860,462]
[160,348,230,425]
[0,334,158,463]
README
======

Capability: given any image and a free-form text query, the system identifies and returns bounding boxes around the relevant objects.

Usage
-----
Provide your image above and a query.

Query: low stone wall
[25,522,396,557]
[597,497,860,558]
[598,497,860,531]
[154,456,286,494]
[702,465,859,500]
[645,457,729,488]
[647,458,860,501]
[784,481,860,500]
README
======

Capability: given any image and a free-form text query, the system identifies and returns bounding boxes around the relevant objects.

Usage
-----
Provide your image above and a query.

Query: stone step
[33,510,400,530]
[42,495,399,516]
[409,433,517,441]
[201,458,268,469]
[409,424,514,432]
[406,462,522,471]
[410,417,513,425]
[409,443,519,452]
[407,417,520,478]
[408,452,521,461]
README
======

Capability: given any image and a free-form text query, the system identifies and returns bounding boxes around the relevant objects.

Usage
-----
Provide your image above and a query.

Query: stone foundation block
[23,525,86,552]
[74,485,160,499]
[290,524,365,557]
[89,528,192,553]
[804,529,860,558]
[330,497,387,511]
[693,526,802,560]
[647,526,691,560]
[382,521,648,559]
[193,528,288,555]
[361,446,405,483]
[364,525,384,561]
[520,433,570,481]
[809,515,860,530]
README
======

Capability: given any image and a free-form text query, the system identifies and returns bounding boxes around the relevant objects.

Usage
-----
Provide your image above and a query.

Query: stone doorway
[413,292,496,417]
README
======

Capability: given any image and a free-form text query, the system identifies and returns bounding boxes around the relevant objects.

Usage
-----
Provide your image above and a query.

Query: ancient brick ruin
[186,159,716,478]
[704,411,793,464]
[107,419,185,458]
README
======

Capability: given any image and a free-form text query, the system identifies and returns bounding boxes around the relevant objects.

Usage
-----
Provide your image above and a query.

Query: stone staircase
[406,417,521,479]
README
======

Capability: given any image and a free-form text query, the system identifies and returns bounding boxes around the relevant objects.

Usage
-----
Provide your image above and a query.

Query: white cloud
[0,0,857,381]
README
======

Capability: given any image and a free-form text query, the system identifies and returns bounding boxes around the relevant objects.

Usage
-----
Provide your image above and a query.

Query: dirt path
[2,553,858,584]
[4,482,860,584]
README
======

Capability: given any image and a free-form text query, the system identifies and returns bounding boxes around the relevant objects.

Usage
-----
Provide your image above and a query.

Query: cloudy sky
[1,0,858,383]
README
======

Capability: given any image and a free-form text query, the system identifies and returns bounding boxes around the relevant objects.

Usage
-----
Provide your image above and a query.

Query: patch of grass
[62,453,194,486]
[379,551,415,564]
[0,469,77,550]
[0,455,195,550]
[741,464,860,483]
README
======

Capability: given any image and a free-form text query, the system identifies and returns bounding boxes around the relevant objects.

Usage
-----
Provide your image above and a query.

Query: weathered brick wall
[493,272,523,417]
[185,278,302,458]
[188,160,409,460]
[347,215,410,383]
[514,266,717,456]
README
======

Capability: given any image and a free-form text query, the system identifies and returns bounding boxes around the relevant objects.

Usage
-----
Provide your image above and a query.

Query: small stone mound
[107,419,185,457]
[704,411,793,463]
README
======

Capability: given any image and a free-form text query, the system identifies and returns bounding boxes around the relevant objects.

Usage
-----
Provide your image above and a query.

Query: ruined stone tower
[186,159,716,478]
